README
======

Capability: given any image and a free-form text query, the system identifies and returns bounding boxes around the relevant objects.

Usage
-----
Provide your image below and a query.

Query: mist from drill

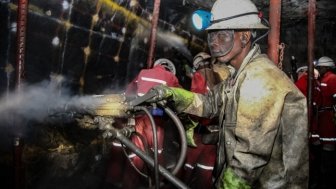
[0,80,129,125]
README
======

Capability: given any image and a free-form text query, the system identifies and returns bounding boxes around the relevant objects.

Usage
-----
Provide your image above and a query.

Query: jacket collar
[232,44,261,82]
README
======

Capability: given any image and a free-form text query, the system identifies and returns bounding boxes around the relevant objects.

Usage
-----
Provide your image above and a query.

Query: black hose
[134,106,160,189]
[161,106,187,175]
[122,132,150,178]
[113,127,189,189]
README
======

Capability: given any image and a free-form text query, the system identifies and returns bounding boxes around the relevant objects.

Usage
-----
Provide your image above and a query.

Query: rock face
[22,122,108,189]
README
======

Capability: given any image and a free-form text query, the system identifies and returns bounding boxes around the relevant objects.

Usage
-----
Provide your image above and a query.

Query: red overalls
[107,65,181,188]
[316,71,336,188]
[125,65,181,96]
[295,73,322,187]
[181,70,217,189]
[295,73,322,142]
[317,71,336,147]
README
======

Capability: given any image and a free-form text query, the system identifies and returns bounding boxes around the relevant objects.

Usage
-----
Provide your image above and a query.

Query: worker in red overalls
[108,58,181,189]
[295,65,321,138]
[181,52,221,189]
[315,56,336,189]
[295,64,322,188]
[125,58,181,97]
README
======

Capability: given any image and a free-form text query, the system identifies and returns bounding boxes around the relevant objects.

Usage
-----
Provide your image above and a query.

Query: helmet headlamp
[191,10,212,31]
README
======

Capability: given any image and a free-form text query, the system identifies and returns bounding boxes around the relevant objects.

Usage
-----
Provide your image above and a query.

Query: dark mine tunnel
[1,0,336,189]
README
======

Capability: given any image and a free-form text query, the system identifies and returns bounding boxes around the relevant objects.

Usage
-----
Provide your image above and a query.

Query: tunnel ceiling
[175,0,336,28]
[1,0,336,94]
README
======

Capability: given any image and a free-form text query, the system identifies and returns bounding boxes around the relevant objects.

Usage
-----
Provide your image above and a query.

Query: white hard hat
[207,0,268,30]
[193,52,211,70]
[317,56,335,67]
[154,58,176,75]
[296,66,308,73]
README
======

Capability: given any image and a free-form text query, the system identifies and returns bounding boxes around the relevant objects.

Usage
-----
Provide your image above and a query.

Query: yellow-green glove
[185,118,198,147]
[219,168,251,189]
[147,85,195,112]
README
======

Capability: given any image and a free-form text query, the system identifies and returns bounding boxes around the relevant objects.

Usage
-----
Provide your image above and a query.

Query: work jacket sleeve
[183,82,225,118]
[328,73,336,96]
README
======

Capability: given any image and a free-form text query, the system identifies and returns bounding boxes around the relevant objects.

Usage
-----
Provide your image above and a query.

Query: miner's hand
[147,84,195,112]
[147,85,174,103]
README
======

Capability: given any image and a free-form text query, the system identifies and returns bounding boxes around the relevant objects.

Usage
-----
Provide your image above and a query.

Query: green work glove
[185,117,198,147]
[148,85,195,112]
[219,168,251,189]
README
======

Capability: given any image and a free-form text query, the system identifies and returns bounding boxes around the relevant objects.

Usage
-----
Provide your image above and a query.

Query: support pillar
[146,0,161,68]
[307,0,316,132]
[267,0,281,65]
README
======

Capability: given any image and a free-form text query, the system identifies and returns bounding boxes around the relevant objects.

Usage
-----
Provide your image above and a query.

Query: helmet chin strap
[252,17,270,46]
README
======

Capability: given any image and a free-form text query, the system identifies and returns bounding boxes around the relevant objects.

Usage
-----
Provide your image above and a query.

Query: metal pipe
[307,0,316,132]
[146,0,161,68]
[14,1,29,189]
[113,127,189,189]
[267,0,281,65]
[15,0,28,90]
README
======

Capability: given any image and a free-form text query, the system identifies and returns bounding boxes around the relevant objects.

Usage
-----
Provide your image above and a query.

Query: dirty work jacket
[182,45,309,188]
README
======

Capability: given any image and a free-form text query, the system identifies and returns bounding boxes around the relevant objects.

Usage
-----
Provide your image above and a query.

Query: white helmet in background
[154,58,176,75]
[296,66,308,73]
[193,52,211,70]
[206,0,268,30]
[317,56,335,67]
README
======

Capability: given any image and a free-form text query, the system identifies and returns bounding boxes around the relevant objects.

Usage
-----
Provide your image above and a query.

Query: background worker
[145,0,309,188]
[181,52,221,189]
[105,58,181,189]
[184,52,221,147]
[185,52,221,94]
[315,56,336,189]
[125,58,181,97]
[295,65,320,96]
[294,64,322,188]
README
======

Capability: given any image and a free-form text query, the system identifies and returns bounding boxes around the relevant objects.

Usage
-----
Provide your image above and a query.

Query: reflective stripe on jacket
[125,65,181,96]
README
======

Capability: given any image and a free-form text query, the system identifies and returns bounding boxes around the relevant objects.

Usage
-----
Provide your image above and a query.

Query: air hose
[133,106,159,189]
[108,126,189,189]
[161,105,187,175]
[133,105,188,185]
